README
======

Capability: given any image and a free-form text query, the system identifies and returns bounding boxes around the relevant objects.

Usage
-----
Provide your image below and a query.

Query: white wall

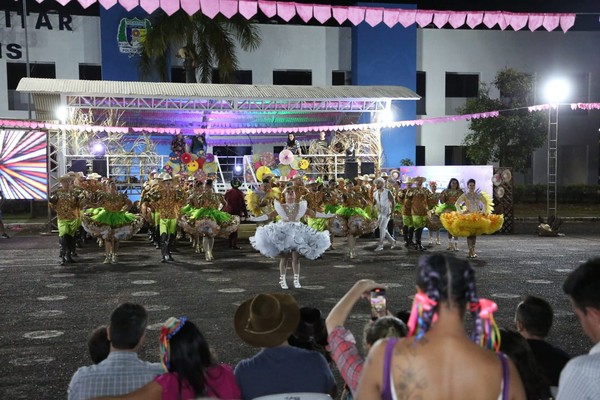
[417,29,600,184]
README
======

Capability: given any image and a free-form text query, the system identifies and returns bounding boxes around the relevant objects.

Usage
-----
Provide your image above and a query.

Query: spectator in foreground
[557,258,600,399]
[357,253,526,400]
[87,325,110,364]
[97,317,240,400]
[325,279,407,398]
[515,295,570,387]
[68,303,162,400]
[234,293,336,399]
[499,328,552,400]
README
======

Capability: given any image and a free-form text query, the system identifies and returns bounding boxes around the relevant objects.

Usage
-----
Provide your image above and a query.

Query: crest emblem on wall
[117,18,151,56]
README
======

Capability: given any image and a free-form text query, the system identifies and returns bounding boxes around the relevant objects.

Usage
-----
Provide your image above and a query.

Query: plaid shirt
[327,326,364,396]
[67,351,163,400]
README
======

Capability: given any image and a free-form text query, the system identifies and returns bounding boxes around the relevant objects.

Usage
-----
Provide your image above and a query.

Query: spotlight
[56,106,69,122]
[234,164,242,173]
[90,141,106,157]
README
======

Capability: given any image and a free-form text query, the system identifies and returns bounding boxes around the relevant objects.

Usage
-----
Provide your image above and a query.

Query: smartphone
[370,288,387,320]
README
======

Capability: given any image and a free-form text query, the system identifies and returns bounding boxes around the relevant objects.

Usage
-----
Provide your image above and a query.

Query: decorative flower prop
[271,168,281,176]
[205,153,215,163]
[256,166,272,181]
[287,169,298,179]
[187,160,199,172]
[279,149,294,165]
[260,152,275,167]
[298,159,310,170]
[253,161,262,170]
[180,153,192,164]
[290,158,300,170]
[163,164,173,174]
[203,162,218,174]
[169,152,179,163]
[278,164,291,177]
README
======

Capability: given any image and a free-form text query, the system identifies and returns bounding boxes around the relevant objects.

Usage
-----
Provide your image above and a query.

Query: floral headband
[159,317,187,371]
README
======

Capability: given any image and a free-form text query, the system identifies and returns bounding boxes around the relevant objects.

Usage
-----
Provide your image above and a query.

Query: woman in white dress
[250,186,332,289]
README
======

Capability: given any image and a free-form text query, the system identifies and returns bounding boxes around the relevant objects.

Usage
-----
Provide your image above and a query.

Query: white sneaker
[293,275,301,288]
[279,276,288,289]
[374,245,384,252]
[390,240,397,249]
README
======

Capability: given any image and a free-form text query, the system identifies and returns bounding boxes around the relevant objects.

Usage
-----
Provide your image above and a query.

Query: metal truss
[46,128,64,231]
[66,95,390,113]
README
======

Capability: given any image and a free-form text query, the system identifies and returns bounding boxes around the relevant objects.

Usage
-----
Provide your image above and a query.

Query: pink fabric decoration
[448,12,466,29]
[347,6,365,26]
[505,13,528,31]
[478,299,498,319]
[560,14,576,33]
[140,0,159,14]
[220,0,238,19]
[119,0,139,11]
[98,0,118,9]
[259,0,277,18]
[407,292,438,337]
[364,8,383,27]
[466,11,483,28]
[415,10,433,27]
[313,5,331,24]
[382,9,399,28]
[528,14,544,31]
[201,0,219,18]
[78,0,97,8]
[433,12,449,29]
[331,6,348,25]
[542,14,560,31]
[55,0,71,6]
[497,13,508,30]
[277,2,296,22]
[296,3,313,23]
[239,0,257,19]
[397,10,416,27]
[181,0,200,15]
[483,11,501,29]
[161,0,180,16]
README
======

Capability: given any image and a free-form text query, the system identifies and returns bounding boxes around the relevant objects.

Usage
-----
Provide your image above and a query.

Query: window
[7,62,56,110]
[445,72,479,115]
[212,69,253,84]
[212,146,251,182]
[416,71,426,115]
[445,146,473,165]
[79,64,102,80]
[273,70,312,85]
[332,71,351,86]
[416,146,425,166]
[171,67,186,83]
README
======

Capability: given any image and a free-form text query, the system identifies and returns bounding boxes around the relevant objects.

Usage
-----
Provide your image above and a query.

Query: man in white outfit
[373,177,396,251]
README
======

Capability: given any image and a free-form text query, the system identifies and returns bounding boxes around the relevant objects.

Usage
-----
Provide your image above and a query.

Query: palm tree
[139,11,261,83]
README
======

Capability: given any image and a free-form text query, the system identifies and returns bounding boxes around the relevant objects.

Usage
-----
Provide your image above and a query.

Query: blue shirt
[67,351,163,400]
[235,346,336,400]
[557,342,600,400]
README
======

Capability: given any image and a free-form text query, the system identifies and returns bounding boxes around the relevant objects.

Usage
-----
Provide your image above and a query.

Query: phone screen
[370,288,387,320]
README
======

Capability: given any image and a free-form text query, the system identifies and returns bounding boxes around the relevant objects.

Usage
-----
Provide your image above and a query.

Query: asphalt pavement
[0,227,599,399]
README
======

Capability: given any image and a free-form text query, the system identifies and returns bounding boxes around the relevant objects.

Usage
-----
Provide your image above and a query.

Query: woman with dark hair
[499,328,552,400]
[357,253,526,400]
[286,133,301,155]
[437,177,464,251]
[98,317,240,400]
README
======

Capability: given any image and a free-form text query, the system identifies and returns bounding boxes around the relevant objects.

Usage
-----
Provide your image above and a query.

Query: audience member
[67,303,162,400]
[515,295,570,387]
[234,293,336,399]
[557,258,600,399]
[88,326,110,364]
[288,307,330,362]
[325,279,407,398]
[357,253,526,399]
[97,317,240,400]
[499,328,552,400]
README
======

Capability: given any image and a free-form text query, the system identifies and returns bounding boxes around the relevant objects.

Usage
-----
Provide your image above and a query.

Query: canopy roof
[17,78,419,132]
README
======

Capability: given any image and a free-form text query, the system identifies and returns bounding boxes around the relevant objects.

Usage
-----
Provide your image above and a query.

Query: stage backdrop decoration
[0,130,48,200]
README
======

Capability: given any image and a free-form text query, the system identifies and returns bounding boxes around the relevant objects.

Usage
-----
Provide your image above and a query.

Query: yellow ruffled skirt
[440,212,504,237]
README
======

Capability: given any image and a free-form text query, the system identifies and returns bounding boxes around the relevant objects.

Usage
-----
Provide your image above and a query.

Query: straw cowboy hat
[380,172,389,179]
[86,173,102,181]
[414,176,427,183]
[158,172,172,181]
[234,293,300,348]
[59,173,76,181]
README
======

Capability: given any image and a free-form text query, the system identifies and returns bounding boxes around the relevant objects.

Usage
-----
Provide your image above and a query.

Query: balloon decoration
[205,153,215,163]
[187,160,199,172]
[180,152,192,164]
[168,152,179,163]
[279,149,294,165]
[298,159,310,170]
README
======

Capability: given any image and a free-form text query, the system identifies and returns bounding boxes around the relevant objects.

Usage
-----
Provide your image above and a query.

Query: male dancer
[151,173,185,263]
[49,175,83,265]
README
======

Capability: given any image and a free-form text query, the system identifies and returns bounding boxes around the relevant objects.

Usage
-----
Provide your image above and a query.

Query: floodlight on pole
[56,106,69,123]
[544,78,570,218]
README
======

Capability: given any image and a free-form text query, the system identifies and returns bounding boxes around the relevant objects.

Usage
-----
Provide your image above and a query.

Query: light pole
[543,78,570,218]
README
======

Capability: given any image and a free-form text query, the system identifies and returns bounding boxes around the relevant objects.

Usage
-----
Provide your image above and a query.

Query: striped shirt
[67,351,163,400]
[557,341,600,400]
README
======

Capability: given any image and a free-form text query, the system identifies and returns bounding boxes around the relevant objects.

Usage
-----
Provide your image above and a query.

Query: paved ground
[1,226,599,399]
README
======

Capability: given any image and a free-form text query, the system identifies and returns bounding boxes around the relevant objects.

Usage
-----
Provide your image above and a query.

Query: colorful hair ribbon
[159,316,188,371]
[472,299,500,351]
[407,292,438,340]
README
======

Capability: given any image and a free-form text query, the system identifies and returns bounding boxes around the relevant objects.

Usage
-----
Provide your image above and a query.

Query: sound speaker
[361,162,375,175]
[92,159,107,177]
[344,161,358,180]
[69,159,87,174]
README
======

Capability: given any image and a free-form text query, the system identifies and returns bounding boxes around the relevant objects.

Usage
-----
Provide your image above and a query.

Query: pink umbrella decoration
[279,149,294,165]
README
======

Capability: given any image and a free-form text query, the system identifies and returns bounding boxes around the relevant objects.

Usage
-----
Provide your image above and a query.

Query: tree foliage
[139,11,261,83]
[459,68,547,173]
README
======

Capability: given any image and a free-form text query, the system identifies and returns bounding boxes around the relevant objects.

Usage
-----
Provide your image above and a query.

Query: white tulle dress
[250,200,331,260]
